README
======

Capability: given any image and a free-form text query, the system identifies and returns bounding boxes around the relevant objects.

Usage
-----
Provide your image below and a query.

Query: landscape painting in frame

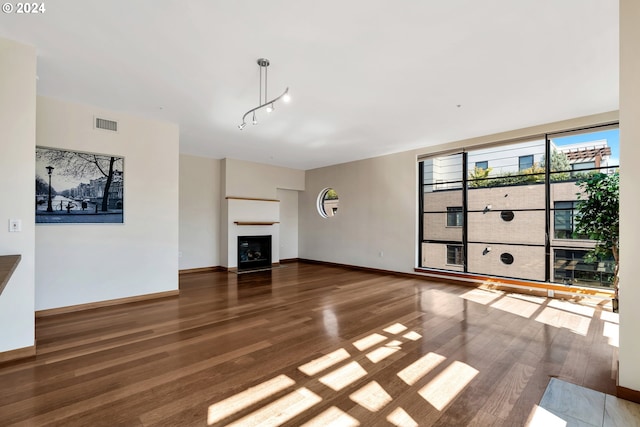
[36,147,124,224]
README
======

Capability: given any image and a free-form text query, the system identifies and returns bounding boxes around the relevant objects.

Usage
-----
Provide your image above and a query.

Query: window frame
[518,154,534,171]
[418,122,619,290]
[446,245,464,266]
[553,201,588,240]
[446,206,463,227]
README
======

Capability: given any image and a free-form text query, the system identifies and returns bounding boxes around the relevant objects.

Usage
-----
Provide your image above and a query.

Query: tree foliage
[543,149,571,180]
[468,166,492,188]
[574,172,620,294]
[325,189,339,200]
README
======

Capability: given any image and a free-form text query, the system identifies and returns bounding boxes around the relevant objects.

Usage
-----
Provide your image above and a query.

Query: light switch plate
[9,219,21,232]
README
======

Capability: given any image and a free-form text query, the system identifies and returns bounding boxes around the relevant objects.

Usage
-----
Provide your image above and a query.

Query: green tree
[574,172,620,296]
[542,149,571,181]
[468,166,492,188]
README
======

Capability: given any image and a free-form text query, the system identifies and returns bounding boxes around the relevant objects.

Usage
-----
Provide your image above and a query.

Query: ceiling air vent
[95,117,118,132]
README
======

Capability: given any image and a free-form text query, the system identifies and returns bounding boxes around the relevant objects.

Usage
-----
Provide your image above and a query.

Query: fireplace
[237,235,272,271]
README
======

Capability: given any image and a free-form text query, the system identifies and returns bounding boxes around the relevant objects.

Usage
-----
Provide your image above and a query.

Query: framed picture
[36,146,124,224]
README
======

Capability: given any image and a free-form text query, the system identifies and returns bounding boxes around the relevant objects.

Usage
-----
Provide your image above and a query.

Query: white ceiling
[0,0,618,170]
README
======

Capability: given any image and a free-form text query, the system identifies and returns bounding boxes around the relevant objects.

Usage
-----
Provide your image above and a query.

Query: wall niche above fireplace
[237,235,272,271]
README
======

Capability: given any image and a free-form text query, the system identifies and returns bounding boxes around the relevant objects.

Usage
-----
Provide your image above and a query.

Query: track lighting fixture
[238,58,290,130]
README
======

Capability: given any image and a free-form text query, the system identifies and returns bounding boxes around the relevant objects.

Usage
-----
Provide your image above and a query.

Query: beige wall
[179,155,220,269]
[224,158,304,199]
[301,151,418,271]
[35,96,179,310]
[619,0,640,393]
[0,38,36,352]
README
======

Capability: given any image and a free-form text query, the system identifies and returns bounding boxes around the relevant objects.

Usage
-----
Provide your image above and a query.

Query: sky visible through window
[552,129,620,166]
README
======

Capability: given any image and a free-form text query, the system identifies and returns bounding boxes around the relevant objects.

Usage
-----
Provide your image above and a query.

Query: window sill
[413,267,614,298]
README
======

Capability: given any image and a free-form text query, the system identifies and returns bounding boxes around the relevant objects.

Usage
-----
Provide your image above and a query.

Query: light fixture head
[266,103,274,113]
[238,123,246,130]
[252,112,258,125]
[282,90,291,103]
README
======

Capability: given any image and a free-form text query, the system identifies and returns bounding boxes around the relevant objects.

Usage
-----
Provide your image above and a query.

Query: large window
[419,124,619,289]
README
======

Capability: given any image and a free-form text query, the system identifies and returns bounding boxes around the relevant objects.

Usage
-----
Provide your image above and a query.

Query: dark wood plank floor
[0,262,618,426]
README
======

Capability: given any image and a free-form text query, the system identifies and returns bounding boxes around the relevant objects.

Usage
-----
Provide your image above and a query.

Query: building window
[554,201,586,239]
[446,245,463,265]
[519,155,534,171]
[571,161,596,171]
[571,161,596,177]
[446,207,463,227]
[475,161,488,170]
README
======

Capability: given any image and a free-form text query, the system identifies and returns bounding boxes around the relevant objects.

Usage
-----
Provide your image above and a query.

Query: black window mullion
[544,134,551,282]
[462,151,468,273]
[418,161,424,267]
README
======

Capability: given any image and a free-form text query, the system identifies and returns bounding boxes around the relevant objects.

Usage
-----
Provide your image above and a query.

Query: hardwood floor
[0,262,618,426]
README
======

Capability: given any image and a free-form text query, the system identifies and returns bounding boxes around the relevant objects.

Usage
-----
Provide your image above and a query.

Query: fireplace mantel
[234,221,279,226]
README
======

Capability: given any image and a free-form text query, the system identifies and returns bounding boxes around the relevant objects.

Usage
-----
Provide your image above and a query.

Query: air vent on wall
[95,117,118,132]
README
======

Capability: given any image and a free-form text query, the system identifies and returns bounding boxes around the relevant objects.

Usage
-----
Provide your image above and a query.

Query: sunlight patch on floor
[226,387,322,427]
[490,296,540,318]
[603,321,619,347]
[366,340,402,363]
[534,306,591,336]
[397,352,446,386]
[352,333,387,351]
[207,374,295,425]
[319,361,368,391]
[459,288,503,305]
[349,381,393,412]
[383,323,408,334]
[402,331,422,341]
[300,406,360,427]
[547,299,594,317]
[418,361,479,411]
[600,310,618,324]
[298,348,351,376]
[526,405,568,426]
[386,407,419,427]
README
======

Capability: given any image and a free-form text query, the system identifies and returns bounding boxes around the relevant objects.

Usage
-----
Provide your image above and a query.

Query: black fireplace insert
[237,235,272,271]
